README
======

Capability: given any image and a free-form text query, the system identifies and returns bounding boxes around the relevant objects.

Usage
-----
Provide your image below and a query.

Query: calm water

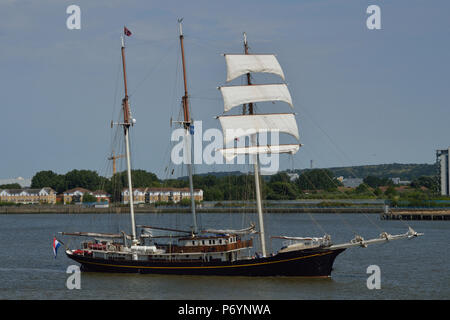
[0,212,448,300]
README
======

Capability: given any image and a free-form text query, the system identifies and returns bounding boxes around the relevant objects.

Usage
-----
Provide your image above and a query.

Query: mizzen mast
[243,33,266,257]
[217,34,301,258]
[178,19,198,234]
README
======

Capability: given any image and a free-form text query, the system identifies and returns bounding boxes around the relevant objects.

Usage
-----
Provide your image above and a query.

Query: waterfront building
[62,187,92,204]
[0,187,56,204]
[92,190,111,203]
[122,188,147,204]
[437,148,450,196]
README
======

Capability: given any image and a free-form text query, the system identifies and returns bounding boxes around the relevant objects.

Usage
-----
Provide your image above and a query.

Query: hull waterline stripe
[69,251,335,270]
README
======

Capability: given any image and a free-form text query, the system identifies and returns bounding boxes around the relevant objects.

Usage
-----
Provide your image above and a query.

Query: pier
[381,208,450,220]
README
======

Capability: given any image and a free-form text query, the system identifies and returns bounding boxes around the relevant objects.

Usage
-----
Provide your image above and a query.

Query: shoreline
[0,205,383,214]
[1,204,449,217]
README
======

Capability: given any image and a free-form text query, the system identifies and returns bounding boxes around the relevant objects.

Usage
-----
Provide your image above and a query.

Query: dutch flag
[52,237,62,258]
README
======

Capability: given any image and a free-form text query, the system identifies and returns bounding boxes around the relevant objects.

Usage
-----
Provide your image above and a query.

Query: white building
[437,148,450,196]
[0,187,56,204]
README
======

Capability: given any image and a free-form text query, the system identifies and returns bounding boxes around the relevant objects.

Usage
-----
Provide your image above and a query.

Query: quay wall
[1,204,449,219]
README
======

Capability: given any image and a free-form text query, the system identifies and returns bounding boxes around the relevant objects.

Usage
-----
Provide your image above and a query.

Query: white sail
[218,144,301,161]
[219,84,293,113]
[218,113,299,145]
[225,54,285,82]
[202,224,256,235]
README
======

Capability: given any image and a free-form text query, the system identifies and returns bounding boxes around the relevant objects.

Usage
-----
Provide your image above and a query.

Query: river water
[0,212,448,300]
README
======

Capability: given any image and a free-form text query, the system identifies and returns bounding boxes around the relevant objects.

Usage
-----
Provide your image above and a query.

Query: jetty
[382,208,450,220]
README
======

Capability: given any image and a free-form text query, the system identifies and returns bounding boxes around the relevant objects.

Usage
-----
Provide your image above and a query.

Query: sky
[0,0,449,181]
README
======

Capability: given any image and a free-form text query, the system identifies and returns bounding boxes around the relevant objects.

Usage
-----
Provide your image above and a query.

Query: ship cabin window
[219,239,222,244]
[192,241,195,246]
[202,240,205,245]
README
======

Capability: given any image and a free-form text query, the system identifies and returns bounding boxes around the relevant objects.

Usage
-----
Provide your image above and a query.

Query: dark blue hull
[67,248,345,277]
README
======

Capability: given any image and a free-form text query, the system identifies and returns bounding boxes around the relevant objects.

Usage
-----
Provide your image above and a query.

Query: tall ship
[60,22,422,276]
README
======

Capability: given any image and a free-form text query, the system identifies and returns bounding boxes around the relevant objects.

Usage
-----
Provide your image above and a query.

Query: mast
[178,19,198,234]
[243,33,267,257]
[218,34,298,257]
[120,34,137,244]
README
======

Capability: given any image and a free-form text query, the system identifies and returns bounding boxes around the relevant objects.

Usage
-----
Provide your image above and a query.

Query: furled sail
[218,113,299,145]
[202,223,256,235]
[60,231,131,239]
[219,84,293,113]
[218,144,301,160]
[224,54,285,82]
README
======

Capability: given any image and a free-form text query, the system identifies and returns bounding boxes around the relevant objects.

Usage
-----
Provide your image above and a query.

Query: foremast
[178,19,198,234]
[120,33,137,245]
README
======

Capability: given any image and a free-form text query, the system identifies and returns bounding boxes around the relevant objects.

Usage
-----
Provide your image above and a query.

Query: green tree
[179,198,192,206]
[363,175,393,188]
[104,169,161,203]
[31,170,66,192]
[266,181,298,200]
[82,193,97,203]
[374,187,382,197]
[164,178,188,188]
[295,169,341,192]
[129,169,161,188]
[0,183,22,189]
[410,176,439,193]
[269,172,291,184]
[384,185,398,197]
[65,169,103,191]
[354,183,370,194]
[203,187,224,201]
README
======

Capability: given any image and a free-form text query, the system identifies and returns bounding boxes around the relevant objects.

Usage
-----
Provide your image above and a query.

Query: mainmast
[120,33,137,245]
[243,33,267,257]
[178,19,198,234]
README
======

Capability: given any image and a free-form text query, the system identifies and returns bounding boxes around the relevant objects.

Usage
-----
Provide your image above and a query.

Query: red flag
[124,26,132,37]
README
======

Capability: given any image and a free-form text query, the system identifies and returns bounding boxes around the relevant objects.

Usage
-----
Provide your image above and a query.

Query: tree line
[28,168,440,202]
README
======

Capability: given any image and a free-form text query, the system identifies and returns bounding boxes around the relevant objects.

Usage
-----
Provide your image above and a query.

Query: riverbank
[0,204,384,214]
[1,203,450,217]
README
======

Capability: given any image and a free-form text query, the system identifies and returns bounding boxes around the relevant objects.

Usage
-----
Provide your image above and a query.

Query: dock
[381,208,450,220]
